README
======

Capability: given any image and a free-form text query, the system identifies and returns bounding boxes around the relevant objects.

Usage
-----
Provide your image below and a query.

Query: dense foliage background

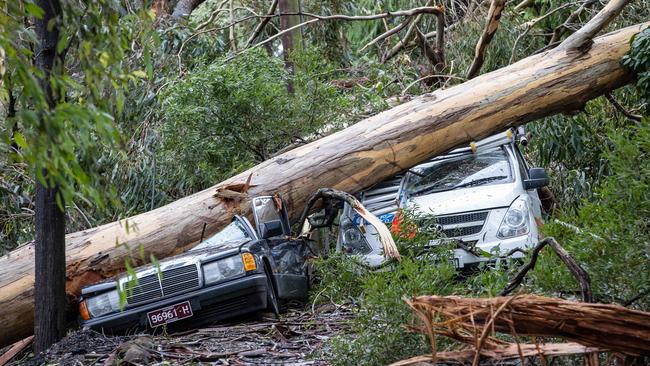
[1,0,649,364]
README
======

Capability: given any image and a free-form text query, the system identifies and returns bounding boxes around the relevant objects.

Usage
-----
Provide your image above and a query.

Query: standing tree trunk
[33,0,66,354]
[0,22,646,348]
[278,0,303,92]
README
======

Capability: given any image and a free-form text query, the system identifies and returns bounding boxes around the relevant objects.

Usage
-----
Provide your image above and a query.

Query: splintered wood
[395,294,650,365]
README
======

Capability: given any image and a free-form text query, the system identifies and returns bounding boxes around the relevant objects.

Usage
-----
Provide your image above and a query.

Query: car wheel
[265,269,281,316]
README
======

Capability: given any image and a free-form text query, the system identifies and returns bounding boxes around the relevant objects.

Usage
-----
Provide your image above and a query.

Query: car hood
[82,240,247,294]
[406,182,518,215]
[132,242,246,273]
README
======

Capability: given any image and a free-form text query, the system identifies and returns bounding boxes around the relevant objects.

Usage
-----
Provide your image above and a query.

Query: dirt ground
[8,304,354,366]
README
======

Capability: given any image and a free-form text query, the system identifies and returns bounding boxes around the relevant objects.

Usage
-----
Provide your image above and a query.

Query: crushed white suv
[337,129,549,268]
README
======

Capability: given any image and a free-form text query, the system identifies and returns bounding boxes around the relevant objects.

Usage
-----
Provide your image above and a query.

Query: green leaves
[157,48,355,194]
[24,1,45,18]
[622,26,650,114]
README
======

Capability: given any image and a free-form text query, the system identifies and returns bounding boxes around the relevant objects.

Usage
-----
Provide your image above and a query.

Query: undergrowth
[310,210,516,366]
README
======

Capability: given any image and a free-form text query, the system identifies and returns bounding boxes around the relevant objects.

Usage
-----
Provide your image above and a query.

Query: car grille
[124,264,200,306]
[442,225,483,237]
[435,211,489,238]
[436,211,488,226]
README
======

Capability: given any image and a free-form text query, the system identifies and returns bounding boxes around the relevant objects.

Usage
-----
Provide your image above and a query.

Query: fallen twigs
[390,342,601,365]
[0,336,33,366]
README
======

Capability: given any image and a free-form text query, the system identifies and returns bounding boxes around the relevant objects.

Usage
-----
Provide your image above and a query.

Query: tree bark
[408,295,650,355]
[0,22,646,347]
[278,0,303,56]
[466,0,506,79]
[33,0,66,354]
[170,0,206,19]
[278,0,303,93]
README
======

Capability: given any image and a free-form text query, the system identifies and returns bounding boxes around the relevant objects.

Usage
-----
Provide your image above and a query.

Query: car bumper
[452,234,535,268]
[81,274,268,333]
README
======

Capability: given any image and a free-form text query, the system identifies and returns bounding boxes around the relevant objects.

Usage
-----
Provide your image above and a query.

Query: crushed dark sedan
[78,195,311,333]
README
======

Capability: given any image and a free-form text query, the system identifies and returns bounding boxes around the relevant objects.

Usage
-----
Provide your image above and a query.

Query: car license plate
[147,301,193,328]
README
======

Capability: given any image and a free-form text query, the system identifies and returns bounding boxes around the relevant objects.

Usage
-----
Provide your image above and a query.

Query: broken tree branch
[409,294,650,355]
[559,0,632,52]
[500,237,592,302]
[605,93,643,121]
[296,188,400,260]
[466,0,506,79]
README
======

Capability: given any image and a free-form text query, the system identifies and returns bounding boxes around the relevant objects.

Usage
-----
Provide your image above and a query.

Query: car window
[405,147,513,197]
[191,219,253,250]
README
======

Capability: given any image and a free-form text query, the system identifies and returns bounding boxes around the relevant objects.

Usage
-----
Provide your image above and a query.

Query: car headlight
[340,221,372,255]
[85,290,120,318]
[203,256,245,285]
[497,197,530,239]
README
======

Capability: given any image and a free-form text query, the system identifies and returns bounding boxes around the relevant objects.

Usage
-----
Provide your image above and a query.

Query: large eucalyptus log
[0,22,647,347]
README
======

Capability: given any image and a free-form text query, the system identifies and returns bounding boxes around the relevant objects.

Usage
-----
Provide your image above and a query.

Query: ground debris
[10,305,354,365]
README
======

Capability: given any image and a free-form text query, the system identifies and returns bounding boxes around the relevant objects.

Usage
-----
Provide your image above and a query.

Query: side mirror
[260,220,284,239]
[524,167,549,190]
[252,195,291,238]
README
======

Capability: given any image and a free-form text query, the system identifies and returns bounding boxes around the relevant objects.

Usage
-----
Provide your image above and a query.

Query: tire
[265,267,281,316]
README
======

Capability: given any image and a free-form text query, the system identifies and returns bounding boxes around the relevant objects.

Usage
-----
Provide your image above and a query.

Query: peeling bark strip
[390,343,602,366]
[466,0,506,79]
[0,23,647,347]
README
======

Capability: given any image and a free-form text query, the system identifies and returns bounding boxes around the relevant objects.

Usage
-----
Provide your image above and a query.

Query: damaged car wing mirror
[252,195,290,238]
[260,220,284,239]
[524,167,550,190]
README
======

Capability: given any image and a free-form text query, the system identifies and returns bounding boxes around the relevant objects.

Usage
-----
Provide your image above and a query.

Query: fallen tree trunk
[408,295,650,356]
[0,22,647,346]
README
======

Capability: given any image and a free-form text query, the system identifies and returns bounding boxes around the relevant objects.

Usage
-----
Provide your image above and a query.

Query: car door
[251,195,309,300]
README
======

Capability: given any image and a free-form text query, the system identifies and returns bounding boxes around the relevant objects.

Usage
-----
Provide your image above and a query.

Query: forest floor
[9,304,354,366]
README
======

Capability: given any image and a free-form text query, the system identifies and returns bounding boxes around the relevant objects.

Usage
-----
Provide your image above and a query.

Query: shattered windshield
[191,219,253,251]
[405,148,513,197]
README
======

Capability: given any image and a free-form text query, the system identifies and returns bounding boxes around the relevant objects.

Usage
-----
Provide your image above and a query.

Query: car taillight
[391,211,416,239]
[79,300,90,320]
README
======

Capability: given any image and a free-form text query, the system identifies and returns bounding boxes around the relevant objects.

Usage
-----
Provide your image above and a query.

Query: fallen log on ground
[0,18,647,346]
[407,295,650,357]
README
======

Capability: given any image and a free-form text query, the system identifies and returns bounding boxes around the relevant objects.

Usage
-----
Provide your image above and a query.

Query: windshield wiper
[453,175,508,189]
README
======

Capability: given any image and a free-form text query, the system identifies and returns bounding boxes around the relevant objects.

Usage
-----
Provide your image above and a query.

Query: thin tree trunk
[0,22,646,348]
[33,0,66,354]
[278,0,302,92]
